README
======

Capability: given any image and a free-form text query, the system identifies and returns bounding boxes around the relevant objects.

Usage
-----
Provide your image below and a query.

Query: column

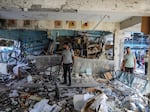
[114,30,124,71]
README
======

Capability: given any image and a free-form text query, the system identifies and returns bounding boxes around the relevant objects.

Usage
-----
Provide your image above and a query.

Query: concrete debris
[0,55,149,112]
[27,75,33,83]
[73,95,86,111]
[0,72,12,82]
[90,93,108,112]
[9,90,19,97]
[0,62,88,112]
[13,63,28,76]
[83,93,94,101]
[29,99,61,112]
[75,79,150,112]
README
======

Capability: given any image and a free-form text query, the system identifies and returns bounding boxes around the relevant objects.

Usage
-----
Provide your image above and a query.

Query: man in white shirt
[61,42,74,86]
[122,47,136,74]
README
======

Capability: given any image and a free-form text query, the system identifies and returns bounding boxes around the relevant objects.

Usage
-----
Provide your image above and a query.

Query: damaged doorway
[123,32,149,76]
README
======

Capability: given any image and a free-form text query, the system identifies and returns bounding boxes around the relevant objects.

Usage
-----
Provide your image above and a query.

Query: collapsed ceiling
[0,0,150,21]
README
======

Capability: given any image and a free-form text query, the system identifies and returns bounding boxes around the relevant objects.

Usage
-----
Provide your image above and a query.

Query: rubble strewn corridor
[0,0,150,112]
[0,54,149,112]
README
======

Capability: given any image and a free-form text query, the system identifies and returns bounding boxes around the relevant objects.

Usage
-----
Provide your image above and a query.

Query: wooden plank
[141,17,150,34]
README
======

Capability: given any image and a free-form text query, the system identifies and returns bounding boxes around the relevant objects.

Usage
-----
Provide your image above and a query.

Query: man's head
[63,42,70,50]
[126,47,131,54]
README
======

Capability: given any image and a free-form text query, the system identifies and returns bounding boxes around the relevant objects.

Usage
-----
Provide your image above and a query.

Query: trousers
[125,67,134,74]
[145,62,148,75]
[63,63,72,84]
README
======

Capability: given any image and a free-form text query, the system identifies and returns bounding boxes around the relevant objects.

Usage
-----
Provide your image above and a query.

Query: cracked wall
[0,0,149,13]
[0,0,149,21]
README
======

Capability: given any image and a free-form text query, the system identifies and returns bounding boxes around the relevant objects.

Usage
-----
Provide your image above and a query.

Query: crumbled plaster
[0,0,149,23]
[0,0,150,13]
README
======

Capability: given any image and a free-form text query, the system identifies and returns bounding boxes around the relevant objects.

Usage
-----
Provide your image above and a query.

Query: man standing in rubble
[61,42,74,86]
[122,47,136,74]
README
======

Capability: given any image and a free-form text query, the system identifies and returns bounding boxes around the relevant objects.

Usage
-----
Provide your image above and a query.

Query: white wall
[0,63,7,74]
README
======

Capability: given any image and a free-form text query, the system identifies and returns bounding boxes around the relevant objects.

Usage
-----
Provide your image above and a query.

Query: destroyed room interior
[0,0,150,112]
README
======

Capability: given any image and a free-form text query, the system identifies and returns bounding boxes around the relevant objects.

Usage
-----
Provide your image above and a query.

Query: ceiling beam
[120,16,142,30]
[0,0,150,14]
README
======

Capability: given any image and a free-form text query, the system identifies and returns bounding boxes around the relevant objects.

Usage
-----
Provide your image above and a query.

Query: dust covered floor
[0,65,99,112]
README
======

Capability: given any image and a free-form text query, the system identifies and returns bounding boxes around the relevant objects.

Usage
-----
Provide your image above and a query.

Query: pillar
[114,30,124,71]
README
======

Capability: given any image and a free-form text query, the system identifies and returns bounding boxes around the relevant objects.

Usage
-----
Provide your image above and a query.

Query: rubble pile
[0,85,85,112]
[101,81,149,112]
[0,72,12,82]
[0,60,90,112]
[75,81,150,112]
[0,56,149,112]
[74,71,150,112]
[72,73,97,84]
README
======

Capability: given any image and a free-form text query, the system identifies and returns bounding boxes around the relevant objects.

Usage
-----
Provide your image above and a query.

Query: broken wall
[27,55,61,69]
[28,55,114,74]
[74,57,114,74]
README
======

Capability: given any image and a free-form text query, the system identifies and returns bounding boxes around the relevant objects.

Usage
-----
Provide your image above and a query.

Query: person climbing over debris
[61,42,74,86]
[122,47,136,74]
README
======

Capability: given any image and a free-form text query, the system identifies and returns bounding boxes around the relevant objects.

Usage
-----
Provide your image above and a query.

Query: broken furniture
[87,44,102,58]
[74,71,149,112]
